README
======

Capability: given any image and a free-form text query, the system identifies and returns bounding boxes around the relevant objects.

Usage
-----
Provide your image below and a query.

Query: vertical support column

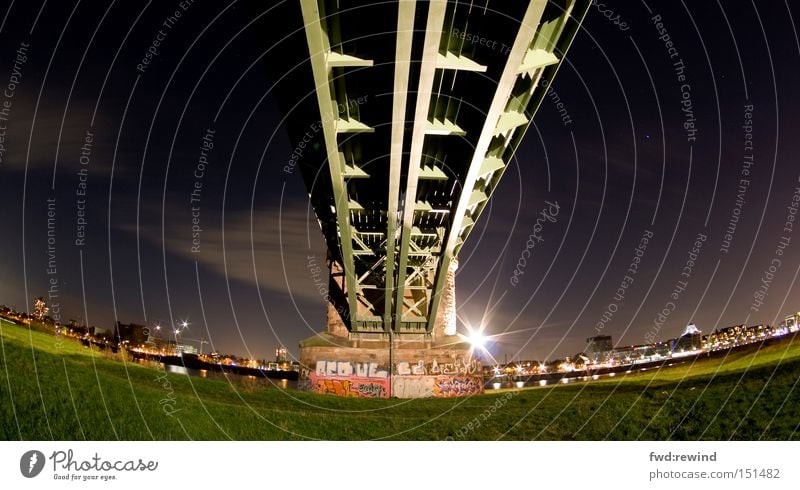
[432,258,458,339]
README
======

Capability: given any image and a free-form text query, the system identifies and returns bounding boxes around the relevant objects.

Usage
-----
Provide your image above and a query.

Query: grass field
[1,318,799,440]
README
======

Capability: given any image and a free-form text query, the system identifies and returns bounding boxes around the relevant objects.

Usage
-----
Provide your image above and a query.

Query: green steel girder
[299,0,369,329]
[393,0,448,330]
[453,0,590,259]
[383,0,417,331]
[292,0,590,335]
[426,0,586,332]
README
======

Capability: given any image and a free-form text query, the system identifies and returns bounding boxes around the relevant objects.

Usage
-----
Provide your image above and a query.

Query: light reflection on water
[137,359,295,389]
[487,376,599,390]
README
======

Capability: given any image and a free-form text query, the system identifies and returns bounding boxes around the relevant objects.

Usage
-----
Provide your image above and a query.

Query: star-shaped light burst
[458,323,491,361]
[173,319,190,338]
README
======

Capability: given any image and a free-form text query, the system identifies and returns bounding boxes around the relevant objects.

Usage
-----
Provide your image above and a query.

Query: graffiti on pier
[434,376,483,397]
[315,360,388,378]
[354,382,387,398]
[395,357,479,376]
[392,375,483,398]
[305,358,482,398]
[392,376,436,398]
[309,374,389,398]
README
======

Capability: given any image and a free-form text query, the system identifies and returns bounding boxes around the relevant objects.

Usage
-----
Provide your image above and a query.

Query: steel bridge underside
[266,0,590,337]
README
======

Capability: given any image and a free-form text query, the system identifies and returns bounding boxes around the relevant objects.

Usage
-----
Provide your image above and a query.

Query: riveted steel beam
[394,0,447,330]
[299,0,362,328]
[426,0,553,333]
[383,0,417,332]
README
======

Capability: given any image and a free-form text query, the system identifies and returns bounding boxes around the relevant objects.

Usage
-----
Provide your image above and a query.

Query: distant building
[176,344,198,355]
[653,341,672,357]
[671,323,703,352]
[672,334,702,352]
[683,323,701,336]
[780,313,800,332]
[610,345,636,364]
[275,345,288,363]
[705,323,776,350]
[113,321,148,346]
[586,335,612,361]
[606,342,671,364]
[573,353,591,370]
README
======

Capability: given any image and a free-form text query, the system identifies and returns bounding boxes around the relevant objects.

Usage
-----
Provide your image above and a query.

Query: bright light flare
[458,324,492,361]
[466,330,487,349]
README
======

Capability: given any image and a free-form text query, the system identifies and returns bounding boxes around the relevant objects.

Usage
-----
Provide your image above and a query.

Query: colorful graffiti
[391,375,483,398]
[306,358,483,398]
[309,373,389,398]
[433,376,483,397]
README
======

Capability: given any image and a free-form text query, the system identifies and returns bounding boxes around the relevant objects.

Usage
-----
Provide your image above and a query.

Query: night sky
[0,0,798,363]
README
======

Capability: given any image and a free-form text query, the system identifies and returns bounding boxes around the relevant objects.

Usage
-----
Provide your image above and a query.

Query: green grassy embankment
[1,318,798,440]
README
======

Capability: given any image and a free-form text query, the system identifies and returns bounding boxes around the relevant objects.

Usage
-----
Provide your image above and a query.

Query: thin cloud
[128,201,329,304]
